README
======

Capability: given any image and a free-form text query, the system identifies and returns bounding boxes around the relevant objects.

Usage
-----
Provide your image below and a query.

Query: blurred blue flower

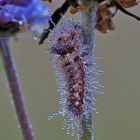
[0,0,49,24]
[0,0,30,6]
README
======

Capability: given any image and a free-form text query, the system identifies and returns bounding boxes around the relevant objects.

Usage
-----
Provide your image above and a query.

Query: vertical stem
[78,114,93,140]
[0,39,35,140]
[79,0,97,140]
[82,0,97,50]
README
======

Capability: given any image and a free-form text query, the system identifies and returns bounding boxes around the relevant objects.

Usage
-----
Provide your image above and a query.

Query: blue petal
[0,0,49,24]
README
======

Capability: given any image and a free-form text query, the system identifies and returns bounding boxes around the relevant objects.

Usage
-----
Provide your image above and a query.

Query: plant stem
[78,114,93,140]
[78,0,97,140]
[82,0,97,50]
[0,39,35,140]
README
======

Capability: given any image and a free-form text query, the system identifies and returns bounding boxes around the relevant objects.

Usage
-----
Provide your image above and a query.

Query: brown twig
[0,39,35,140]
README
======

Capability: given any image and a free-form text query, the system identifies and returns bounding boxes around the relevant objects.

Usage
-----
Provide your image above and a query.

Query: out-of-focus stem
[78,0,97,140]
[78,114,93,140]
[82,0,97,50]
[0,39,35,140]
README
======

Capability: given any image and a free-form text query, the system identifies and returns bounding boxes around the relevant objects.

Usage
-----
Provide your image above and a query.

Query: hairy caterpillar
[48,21,100,135]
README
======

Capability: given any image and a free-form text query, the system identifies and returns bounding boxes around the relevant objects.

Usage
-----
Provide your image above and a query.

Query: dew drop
[34,37,38,40]
[18,124,21,129]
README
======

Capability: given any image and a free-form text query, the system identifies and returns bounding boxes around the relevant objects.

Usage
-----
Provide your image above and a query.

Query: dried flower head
[118,0,138,8]
[96,2,116,33]
[96,0,140,33]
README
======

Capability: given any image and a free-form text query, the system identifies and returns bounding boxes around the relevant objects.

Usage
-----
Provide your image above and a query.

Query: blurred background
[0,1,140,140]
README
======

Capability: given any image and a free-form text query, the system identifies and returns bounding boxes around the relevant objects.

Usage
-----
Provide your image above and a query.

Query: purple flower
[0,0,30,6]
[0,0,49,24]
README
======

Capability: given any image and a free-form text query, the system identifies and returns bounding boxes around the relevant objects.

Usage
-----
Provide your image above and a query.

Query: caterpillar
[48,21,100,135]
